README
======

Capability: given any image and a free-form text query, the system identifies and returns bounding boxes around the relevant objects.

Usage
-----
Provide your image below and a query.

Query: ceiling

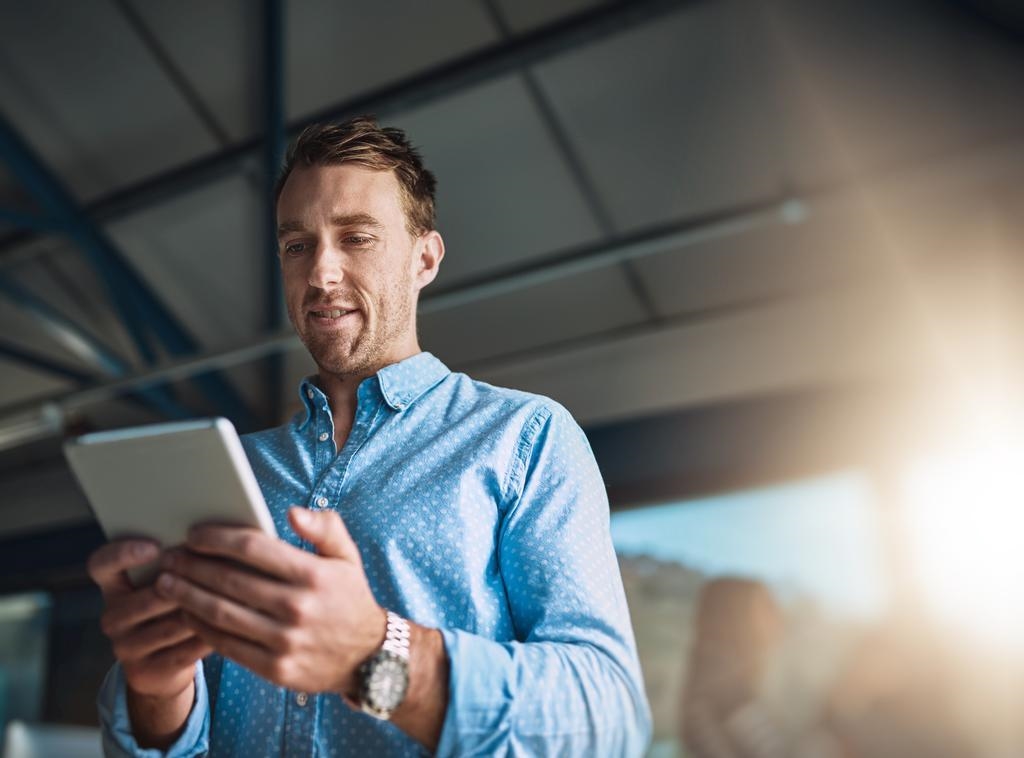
[1,0,1023,545]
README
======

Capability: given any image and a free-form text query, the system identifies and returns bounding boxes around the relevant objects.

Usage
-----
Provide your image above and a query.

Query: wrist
[389,623,449,752]
[126,679,195,750]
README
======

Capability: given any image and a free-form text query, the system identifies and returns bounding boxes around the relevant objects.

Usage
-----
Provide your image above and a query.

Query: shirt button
[316,496,328,508]
[318,432,330,442]
[306,388,314,399]
[295,692,308,707]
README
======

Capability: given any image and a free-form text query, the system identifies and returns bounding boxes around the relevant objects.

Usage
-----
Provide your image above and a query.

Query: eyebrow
[277,213,385,238]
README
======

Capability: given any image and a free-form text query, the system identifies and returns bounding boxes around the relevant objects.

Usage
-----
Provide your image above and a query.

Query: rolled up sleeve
[97,661,210,758]
[435,405,652,757]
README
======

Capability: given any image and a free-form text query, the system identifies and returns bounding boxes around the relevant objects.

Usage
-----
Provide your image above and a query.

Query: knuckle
[85,552,103,582]
[223,569,245,597]
[111,639,133,662]
[237,534,260,560]
[282,594,311,623]
[208,602,231,628]
[99,612,116,638]
[276,628,301,654]
[298,564,321,588]
[268,657,293,685]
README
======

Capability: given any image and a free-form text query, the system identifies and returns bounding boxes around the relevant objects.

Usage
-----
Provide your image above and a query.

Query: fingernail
[292,508,310,525]
[156,573,176,593]
[133,543,158,560]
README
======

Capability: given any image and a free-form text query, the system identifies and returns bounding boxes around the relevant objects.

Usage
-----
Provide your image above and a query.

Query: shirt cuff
[97,661,210,758]
[434,628,515,758]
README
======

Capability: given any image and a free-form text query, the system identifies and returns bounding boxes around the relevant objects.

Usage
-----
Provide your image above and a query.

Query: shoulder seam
[501,403,553,510]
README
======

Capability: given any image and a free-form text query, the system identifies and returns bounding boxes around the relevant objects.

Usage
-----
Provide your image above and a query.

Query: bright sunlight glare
[902,431,1024,653]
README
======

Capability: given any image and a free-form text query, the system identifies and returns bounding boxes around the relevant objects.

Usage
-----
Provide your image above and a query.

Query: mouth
[307,307,359,327]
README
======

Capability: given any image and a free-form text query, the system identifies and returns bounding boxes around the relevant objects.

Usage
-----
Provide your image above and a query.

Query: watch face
[363,651,409,712]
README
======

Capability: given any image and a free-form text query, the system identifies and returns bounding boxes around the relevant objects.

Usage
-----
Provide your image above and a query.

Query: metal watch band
[382,610,411,660]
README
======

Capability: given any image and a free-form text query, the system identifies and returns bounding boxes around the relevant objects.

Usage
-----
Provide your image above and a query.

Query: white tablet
[64,417,277,585]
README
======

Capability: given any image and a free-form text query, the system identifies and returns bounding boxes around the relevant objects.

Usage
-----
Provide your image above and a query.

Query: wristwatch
[357,610,411,720]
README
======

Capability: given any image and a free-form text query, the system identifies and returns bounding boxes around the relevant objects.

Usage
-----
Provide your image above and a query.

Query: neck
[316,346,421,442]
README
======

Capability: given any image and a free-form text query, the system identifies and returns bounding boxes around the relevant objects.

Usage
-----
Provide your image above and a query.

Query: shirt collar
[375,351,450,411]
[297,352,450,425]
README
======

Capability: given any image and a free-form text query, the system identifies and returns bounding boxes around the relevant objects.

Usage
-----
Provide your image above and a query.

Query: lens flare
[902,432,1024,652]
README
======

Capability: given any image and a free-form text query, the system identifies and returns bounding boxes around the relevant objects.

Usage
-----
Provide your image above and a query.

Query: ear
[414,230,445,291]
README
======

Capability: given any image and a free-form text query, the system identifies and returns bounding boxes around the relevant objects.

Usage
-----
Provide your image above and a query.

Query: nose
[307,242,344,290]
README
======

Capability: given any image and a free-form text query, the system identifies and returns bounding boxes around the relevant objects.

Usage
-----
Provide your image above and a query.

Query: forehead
[276,163,404,224]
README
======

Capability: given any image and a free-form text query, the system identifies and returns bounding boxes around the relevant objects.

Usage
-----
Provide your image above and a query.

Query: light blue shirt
[98,352,651,756]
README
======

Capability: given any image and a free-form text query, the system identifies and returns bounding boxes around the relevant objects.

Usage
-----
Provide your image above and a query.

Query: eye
[343,235,373,246]
[283,241,311,256]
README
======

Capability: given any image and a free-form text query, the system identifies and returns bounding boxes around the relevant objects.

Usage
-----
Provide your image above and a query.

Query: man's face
[276,164,425,378]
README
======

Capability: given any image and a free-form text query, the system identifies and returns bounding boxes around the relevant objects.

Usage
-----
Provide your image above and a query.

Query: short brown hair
[275,116,437,236]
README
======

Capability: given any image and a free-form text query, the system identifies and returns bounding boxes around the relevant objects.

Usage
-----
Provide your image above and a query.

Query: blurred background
[1,0,1023,755]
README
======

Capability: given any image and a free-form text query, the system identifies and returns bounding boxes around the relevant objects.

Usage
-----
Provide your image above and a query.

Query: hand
[155,507,386,695]
[87,539,212,700]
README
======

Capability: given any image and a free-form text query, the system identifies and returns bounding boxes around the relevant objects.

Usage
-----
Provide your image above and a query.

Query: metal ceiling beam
[0,114,256,427]
[0,193,802,420]
[0,338,194,421]
[0,338,96,385]
[0,114,158,364]
[0,274,135,376]
[264,0,286,425]
[0,0,696,266]
[0,275,191,419]
[0,207,65,234]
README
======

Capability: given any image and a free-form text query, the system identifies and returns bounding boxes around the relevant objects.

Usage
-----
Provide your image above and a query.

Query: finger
[101,588,179,638]
[162,550,295,619]
[185,525,314,585]
[88,540,161,595]
[155,572,284,649]
[183,612,278,684]
[289,507,359,561]
[129,635,214,674]
[113,611,195,662]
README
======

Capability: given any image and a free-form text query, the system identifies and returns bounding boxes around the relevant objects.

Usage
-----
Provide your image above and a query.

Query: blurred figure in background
[681,578,845,758]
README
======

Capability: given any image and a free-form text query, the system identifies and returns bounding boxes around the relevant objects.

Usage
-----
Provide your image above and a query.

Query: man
[88,117,651,756]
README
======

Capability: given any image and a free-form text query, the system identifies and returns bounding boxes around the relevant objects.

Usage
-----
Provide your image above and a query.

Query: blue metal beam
[0,206,66,234]
[264,0,286,425]
[0,114,256,428]
[0,116,158,365]
[0,275,191,419]
[0,338,96,385]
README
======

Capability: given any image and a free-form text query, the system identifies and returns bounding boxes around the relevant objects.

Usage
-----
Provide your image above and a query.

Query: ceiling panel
[492,0,602,33]
[532,0,790,232]
[126,0,260,142]
[474,282,934,426]
[632,205,880,317]
[105,174,265,351]
[418,265,649,368]
[286,0,497,121]
[0,356,73,409]
[0,0,220,201]
[395,75,604,286]
[767,0,1024,188]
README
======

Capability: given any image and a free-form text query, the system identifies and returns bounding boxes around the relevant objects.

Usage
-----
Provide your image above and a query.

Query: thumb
[289,507,360,561]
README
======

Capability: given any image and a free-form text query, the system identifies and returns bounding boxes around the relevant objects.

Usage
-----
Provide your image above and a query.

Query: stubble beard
[295,283,416,380]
